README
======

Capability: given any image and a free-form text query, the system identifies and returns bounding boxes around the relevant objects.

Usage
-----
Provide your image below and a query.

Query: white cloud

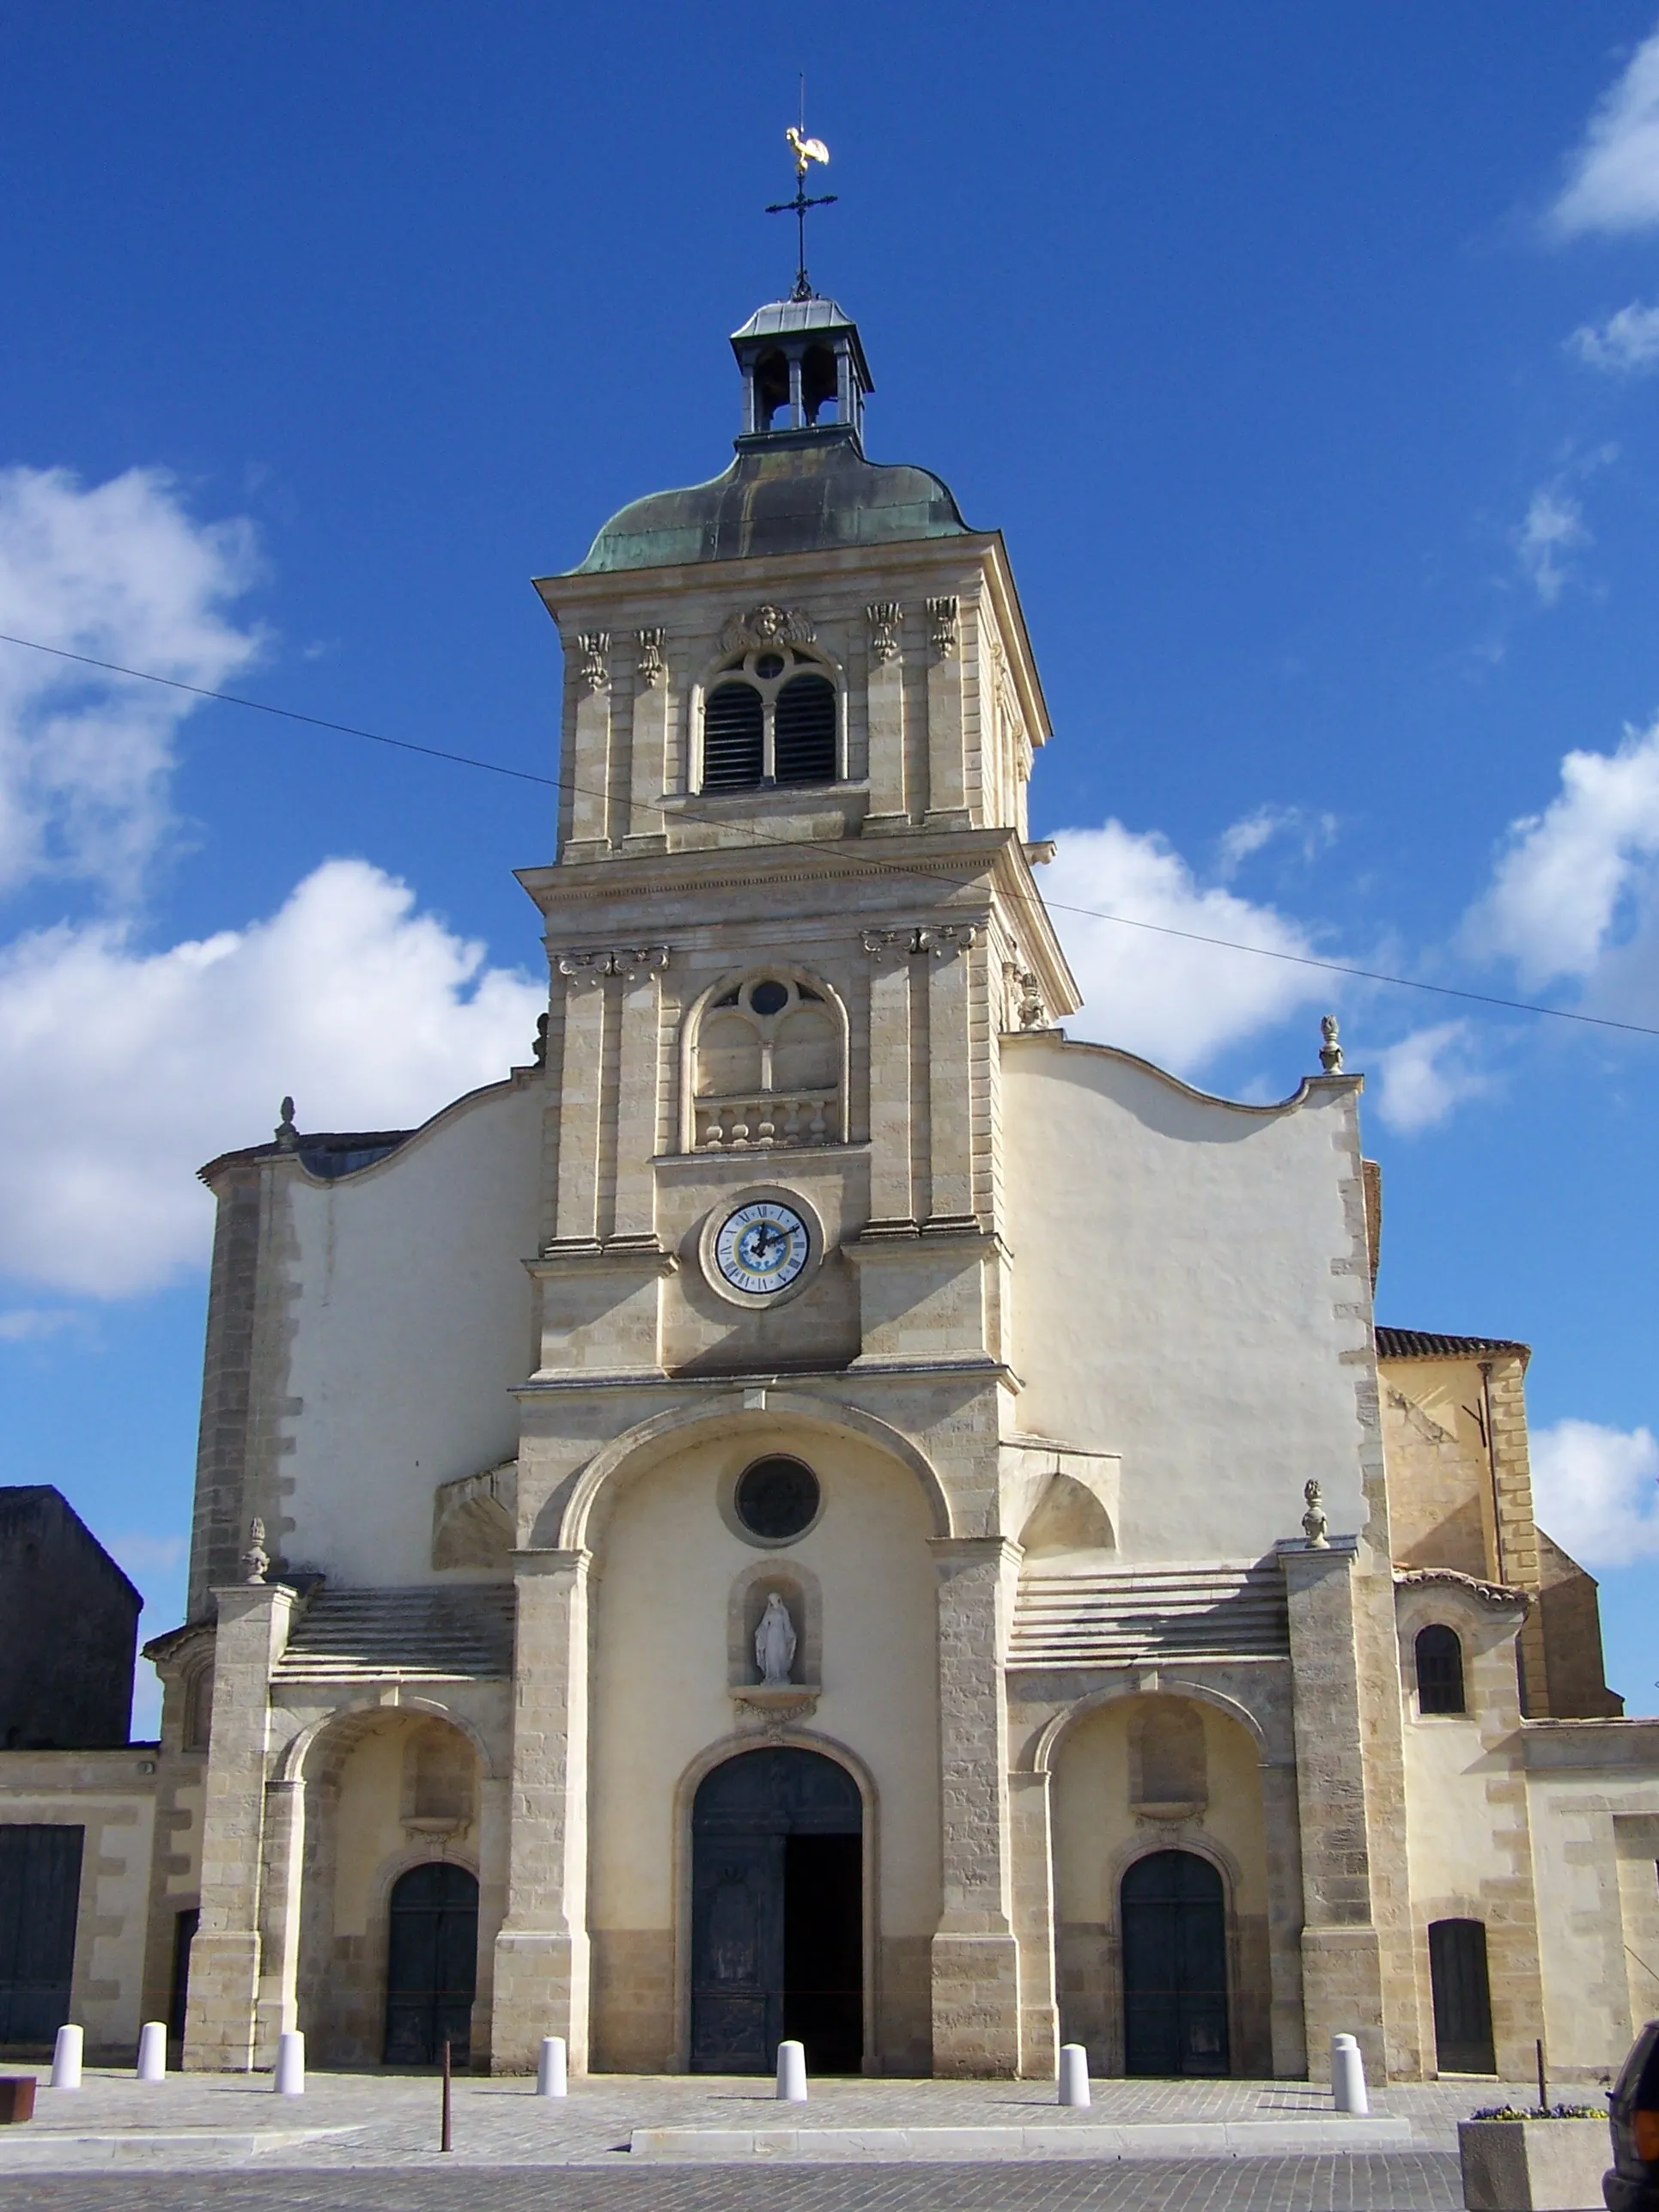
[1214,804,1339,880]
[1462,718,1659,993]
[1370,1021,1492,1134]
[1044,819,1332,1077]
[0,858,545,1297]
[1570,299,1659,373]
[1531,1418,1659,1565]
[1552,29,1659,235]
[0,1306,78,1342]
[1515,485,1589,607]
[0,465,259,900]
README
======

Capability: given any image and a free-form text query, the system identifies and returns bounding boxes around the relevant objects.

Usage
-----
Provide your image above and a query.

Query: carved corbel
[635,628,666,688]
[866,602,902,665]
[926,595,959,660]
[575,630,610,694]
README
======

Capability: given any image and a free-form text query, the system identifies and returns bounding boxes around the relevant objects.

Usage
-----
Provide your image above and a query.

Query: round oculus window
[734,1456,821,1541]
[748,977,789,1016]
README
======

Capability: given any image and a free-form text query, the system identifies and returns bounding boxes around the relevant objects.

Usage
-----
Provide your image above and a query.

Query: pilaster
[492,1547,592,2073]
[924,595,969,827]
[623,629,670,853]
[184,1583,294,2071]
[552,955,608,1244]
[1009,1767,1060,2079]
[925,927,977,1227]
[611,949,669,1241]
[564,633,612,859]
[864,602,908,825]
[930,1534,1022,2075]
[1279,1536,1387,2081]
[862,933,916,1229]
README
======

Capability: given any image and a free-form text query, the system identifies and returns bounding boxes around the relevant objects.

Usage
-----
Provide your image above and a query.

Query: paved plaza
[0,2068,1565,2208]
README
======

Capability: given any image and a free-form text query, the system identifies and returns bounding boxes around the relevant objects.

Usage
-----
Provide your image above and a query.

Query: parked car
[1606,2021,1659,2212]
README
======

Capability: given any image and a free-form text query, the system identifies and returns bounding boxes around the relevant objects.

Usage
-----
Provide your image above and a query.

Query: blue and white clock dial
[714,1200,811,1295]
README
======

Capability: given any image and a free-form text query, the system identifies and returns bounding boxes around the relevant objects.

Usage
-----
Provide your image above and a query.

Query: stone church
[3,285,1658,2084]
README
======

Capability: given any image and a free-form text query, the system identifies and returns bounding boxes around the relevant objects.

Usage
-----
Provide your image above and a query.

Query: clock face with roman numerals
[713,1200,811,1295]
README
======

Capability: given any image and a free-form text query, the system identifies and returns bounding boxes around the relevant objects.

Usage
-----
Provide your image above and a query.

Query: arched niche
[1045,1688,1273,2078]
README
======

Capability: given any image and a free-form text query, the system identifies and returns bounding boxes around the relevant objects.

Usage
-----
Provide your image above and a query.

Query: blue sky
[2,3,1657,1729]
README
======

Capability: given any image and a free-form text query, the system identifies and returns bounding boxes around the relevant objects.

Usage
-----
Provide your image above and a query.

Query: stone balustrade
[694,1091,838,1150]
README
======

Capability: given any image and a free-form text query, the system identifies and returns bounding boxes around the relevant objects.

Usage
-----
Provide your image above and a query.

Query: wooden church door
[382,1862,478,2065]
[1121,1849,1230,2076]
[690,1747,861,2073]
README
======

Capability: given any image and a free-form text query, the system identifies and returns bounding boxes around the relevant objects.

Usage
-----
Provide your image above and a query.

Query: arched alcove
[1048,1692,1270,2076]
[291,1707,483,2067]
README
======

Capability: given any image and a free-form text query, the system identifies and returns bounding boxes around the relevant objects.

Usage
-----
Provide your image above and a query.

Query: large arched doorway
[1121,1850,1229,2076]
[383,1863,478,2065]
[690,1747,862,2074]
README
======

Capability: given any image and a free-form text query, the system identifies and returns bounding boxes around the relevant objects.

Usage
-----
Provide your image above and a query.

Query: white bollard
[1332,2032,1369,2115]
[274,2028,306,2096]
[1058,2042,1091,2108]
[50,2024,83,2090]
[536,2035,567,2099]
[775,2039,808,2103]
[136,2021,167,2082]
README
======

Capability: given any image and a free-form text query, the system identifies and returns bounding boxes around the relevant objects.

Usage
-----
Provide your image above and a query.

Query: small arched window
[688,973,845,1152]
[698,648,839,793]
[1415,1623,1466,1715]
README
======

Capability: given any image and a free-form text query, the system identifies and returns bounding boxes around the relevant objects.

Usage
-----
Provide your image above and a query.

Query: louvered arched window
[699,647,839,793]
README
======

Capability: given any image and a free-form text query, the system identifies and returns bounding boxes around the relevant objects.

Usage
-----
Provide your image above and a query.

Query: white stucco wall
[280,1079,543,1586]
[1000,1037,1370,1559]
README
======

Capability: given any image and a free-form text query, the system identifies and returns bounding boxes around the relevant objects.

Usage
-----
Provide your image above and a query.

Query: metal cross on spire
[766,115,836,302]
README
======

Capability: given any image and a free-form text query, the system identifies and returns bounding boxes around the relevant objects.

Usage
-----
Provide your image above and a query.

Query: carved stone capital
[556,945,670,986]
[720,604,814,654]
[927,595,959,660]
[866,602,902,665]
[575,630,610,695]
[862,924,978,960]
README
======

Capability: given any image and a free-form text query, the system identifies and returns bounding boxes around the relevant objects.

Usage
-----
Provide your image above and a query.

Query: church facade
[6,290,1658,2082]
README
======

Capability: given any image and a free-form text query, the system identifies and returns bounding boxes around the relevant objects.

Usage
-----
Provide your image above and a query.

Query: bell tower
[495,281,1079,2078]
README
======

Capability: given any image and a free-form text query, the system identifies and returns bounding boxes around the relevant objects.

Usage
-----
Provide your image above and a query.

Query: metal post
[441,2038,453,2152]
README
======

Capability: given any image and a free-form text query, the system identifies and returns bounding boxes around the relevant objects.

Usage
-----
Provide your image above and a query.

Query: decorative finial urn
[275,1097,299,1150]
[1319,1016,1343,1074]
[241,1517,270,1583]
[1301,1480,1330,1548]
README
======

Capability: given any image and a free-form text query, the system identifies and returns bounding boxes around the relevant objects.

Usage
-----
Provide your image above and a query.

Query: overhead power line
[3,628,1656,1044]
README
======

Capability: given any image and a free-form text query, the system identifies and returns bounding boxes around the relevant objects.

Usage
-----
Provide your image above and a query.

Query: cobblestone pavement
[0,2151,1466,2212]
[0,2069,1553,2166]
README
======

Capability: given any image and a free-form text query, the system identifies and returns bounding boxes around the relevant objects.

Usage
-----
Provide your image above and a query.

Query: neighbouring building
[3,284,1656,2081]
[0,1488,156,2055]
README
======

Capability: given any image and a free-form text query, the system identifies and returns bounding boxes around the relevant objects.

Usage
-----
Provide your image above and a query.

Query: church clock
[712,1198,811,1296]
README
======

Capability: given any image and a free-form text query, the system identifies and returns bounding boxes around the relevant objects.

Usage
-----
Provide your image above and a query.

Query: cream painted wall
[281,1080,543,1586]
[1050,1698,1269,1925]
[1001,1038,1370,1559]
[587,1424,940,1938]
[1401,1714,1515,1902]
[1528,1755,1659,2077]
